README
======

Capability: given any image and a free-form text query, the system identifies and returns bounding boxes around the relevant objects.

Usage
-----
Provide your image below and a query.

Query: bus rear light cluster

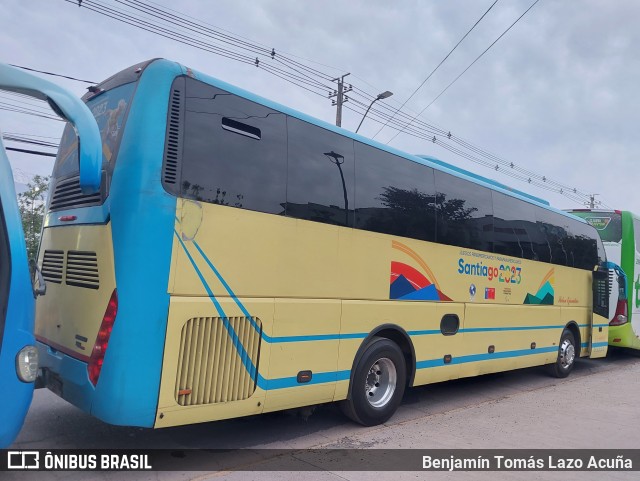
[88,289,118,386]
[609,299,628,326]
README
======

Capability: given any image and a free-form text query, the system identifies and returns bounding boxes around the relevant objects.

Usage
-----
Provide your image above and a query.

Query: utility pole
[329,73,351,127]
[586,194,600,209]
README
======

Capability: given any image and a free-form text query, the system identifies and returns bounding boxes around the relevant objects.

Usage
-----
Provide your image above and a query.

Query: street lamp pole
[355,90,393,133]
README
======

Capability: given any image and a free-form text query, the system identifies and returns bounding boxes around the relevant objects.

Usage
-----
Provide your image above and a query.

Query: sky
[1,0,639,213]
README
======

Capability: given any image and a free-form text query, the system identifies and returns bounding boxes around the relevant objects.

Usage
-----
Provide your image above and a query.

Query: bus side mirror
[618,274,627,296]
[0,63,102,193]
[29,259,46,298]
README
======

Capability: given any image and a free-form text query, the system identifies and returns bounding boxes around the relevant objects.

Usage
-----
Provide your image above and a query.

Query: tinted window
[492,193,538,260]
[286,117,354,227]
[354,142,436,241]
[568,211,622,244]
[181,79,287,214]
[535,211,572,266]
[53,82,137,180]
[565,219,601,270]
[435,171,493,251]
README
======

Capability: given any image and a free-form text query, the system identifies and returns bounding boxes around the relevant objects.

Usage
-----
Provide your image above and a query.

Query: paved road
[8,349,640,480]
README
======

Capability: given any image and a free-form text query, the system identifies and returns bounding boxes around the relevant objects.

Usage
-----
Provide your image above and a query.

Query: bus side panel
[462,304,560,377]
[262,299,341,413]
[90,60,182,427]
[156,297,270,428]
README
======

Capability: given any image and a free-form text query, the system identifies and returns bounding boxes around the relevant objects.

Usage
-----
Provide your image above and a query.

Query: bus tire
[547,329,576,378]
[340,336,406,426]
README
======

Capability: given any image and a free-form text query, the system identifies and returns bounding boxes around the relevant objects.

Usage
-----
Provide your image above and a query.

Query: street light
[324,150,349,226]
[355,90,393,133]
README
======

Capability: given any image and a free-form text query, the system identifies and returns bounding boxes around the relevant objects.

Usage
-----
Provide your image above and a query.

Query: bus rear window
[569,211,622,244]
[53,82,137,179]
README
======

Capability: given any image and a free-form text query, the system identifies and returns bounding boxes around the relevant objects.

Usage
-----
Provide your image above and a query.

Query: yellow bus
[36,59,610,428]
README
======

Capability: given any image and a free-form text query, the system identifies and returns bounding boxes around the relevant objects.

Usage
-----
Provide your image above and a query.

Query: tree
[18,175,49,261]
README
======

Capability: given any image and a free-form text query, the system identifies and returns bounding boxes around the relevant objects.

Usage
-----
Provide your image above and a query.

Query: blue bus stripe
[174,232,262,384]
[190,238,372,343]
[416,345,559,369]
[460,325,563,332]
[268,332,368,343]
[265,370,351,390]
[192,240,262,333]
[407,329,441,336]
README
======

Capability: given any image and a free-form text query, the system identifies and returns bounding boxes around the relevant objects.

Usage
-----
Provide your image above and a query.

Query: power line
[5,147,57,157]
[343,97,596,205]
[0,105,63,121]
[9,64,97,84]
[53,0,604,207]
[372,0,500,140]
[69,0,335,93]
[2,132,59,140]
[142,0,344,78]
[387,0,541,144]
[2,134,59,149]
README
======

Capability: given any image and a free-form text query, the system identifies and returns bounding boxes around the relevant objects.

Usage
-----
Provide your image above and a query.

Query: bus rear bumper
[36,340,94,415]
[608,324,640,350]
[36,340,158,428]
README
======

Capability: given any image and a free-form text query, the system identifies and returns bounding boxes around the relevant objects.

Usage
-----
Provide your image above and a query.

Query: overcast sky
[1,0,639,213]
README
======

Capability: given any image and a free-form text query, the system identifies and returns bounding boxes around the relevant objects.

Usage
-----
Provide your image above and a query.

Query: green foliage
[18,175,49,261]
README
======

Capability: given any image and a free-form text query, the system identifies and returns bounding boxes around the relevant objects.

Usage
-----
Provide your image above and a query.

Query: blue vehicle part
[0,62,104,446]
[0,135,35,448]
[603,261,628,300]
[0,63,102,193]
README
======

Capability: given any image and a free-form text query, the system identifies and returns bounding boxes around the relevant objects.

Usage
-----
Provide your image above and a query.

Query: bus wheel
[547,329,576,378]
[340,336,406,426]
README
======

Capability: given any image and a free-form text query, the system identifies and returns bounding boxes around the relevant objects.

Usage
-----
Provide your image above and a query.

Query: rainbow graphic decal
[390,241,452,301]
[523,268,554,305]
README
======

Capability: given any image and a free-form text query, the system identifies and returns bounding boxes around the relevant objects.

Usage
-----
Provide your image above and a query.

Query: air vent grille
[65,251,99,290]
[49,175,103,212]
[162,87,183,187]
[175,316,261,406]
[41,250,64,284]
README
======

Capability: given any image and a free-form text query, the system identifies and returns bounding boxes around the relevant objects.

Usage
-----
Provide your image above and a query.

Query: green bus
[568,209,640,350]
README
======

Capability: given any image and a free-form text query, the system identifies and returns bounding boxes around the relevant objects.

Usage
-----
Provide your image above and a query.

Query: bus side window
[569,221,601,270]
[434,170,493,252]
[354,142,436,242]
[286,117,355,227]
[492,192,538,260]
[179,78,287,215]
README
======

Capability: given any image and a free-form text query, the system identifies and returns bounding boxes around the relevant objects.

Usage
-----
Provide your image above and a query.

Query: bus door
[0,62,103,447]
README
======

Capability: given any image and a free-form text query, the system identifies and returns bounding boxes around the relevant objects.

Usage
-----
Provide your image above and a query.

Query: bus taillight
[609,299,628,326]
[88,290,118,386]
